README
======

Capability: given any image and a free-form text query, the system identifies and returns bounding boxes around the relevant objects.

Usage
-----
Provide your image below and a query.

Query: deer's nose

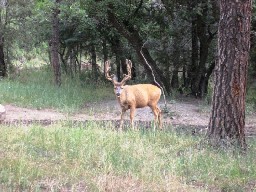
[116,92,121,97]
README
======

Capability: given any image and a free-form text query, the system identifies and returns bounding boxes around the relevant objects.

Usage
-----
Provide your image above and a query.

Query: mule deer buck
[105,59,162,130]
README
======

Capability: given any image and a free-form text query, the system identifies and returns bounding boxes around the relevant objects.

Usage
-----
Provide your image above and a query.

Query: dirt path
[2,98,256,135]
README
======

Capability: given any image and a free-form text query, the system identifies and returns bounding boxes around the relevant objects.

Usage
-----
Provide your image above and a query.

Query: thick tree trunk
[207,0,252,149]
[50,0,61,86]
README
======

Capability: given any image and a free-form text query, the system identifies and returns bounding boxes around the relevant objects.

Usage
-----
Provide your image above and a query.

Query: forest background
[0,0,256,191]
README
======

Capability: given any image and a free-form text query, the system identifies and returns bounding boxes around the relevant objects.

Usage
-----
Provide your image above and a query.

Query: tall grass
[0,123,255,191]
[0,67,113,113]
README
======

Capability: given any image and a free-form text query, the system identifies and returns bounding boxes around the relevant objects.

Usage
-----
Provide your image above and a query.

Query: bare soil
[2,97,256,136]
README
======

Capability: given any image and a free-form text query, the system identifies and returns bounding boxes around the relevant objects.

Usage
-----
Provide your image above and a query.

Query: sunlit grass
[0,123,255,191]
[0,68,113,113]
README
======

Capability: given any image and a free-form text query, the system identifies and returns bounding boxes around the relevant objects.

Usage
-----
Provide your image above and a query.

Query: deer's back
[123,84,161,108]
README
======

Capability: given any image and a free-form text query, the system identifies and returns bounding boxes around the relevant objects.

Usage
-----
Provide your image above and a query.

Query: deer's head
[105,59,132,97]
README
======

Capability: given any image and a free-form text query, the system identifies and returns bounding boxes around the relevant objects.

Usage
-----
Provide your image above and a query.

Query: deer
[105,59,162,130]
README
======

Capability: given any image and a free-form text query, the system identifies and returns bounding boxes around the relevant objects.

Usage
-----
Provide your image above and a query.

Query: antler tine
[105,60,115,82]
[120,59,132,85]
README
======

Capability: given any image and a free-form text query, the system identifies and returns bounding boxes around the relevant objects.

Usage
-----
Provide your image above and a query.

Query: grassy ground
[1,68,256,191]
[0,67,113,113]
[0,123,255,191]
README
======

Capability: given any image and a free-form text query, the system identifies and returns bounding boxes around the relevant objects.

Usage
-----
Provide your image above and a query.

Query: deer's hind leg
[156,106,162,128]
[151,105,162,130]
[130,106,136,130]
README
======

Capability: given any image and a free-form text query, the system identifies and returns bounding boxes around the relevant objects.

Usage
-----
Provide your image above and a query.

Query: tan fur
[105,59,162,130]
[116,84,162,130]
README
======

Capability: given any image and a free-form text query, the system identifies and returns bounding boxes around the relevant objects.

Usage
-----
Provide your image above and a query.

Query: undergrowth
[0,123,255,191]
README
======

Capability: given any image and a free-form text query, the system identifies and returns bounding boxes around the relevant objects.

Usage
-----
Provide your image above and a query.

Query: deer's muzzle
[115,86,123,97]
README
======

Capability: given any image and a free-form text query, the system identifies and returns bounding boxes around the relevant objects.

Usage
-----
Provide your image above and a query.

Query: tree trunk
[0,35,7,77]
[188,12,199,95]
[189,0,216,98]
[171,70,179,89]
[0,7,7,77]
[207,0,252,149]
[121,57,127,78]
[116,55,121,81]
[171,36,180,89]
[102,38,108,75]
[110,37,123,81]
[90,44,98,81]
[50,0,61,86]
[106,8,170,94]
[201,61,215,97]
[137,47,170,93]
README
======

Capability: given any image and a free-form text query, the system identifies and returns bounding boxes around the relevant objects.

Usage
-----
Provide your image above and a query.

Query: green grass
[0,68,114,113]
[1,66,256,191]
[0,123,255,191]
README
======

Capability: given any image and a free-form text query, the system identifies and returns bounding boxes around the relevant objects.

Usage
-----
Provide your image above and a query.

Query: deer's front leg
[120,108,126,131]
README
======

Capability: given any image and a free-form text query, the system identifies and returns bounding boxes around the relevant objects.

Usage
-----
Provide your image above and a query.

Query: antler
[120,59,132,85]
[105,60,116,83]
[105,59,132,85]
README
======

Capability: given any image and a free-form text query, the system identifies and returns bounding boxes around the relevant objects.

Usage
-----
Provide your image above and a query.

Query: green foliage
[2,0,256,96]
[0,123,255,191]
[10,42,49,68]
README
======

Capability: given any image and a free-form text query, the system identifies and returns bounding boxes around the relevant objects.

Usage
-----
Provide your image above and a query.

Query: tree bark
[50,0,61,86]
[90,44,98,81]
[189,4,199,95]
[207,0,252,149]
[110,37,124,81]
[0,35,7,77]
[102,38,108,75]
[187,0,217,98]
[171,36,181,89]
[0,7,7,78]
